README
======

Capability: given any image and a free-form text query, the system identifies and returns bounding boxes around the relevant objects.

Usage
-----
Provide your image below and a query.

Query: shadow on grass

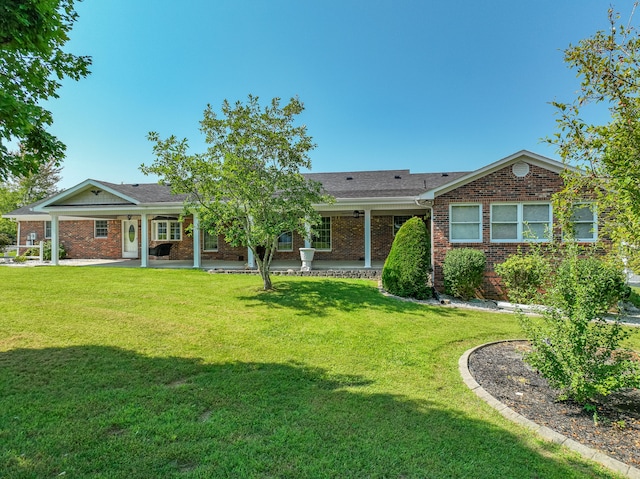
[0,346,612,478]
[242,279,464,318]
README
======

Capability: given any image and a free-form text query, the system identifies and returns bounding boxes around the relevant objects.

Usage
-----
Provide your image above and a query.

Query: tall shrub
[495,247,551,304]
[382,217,431,299]
[519,243,639,403]
[442,248,486,300]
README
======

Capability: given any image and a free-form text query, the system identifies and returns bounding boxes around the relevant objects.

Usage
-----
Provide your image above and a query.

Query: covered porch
[46,258,385,271]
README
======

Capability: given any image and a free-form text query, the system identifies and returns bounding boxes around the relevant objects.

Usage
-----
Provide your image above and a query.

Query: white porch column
[50,214,59,266]
[247,247,255,268]
[192,213,201,268]
[141,213,149,268]
[364,209,371,268]
[304,222,312,248]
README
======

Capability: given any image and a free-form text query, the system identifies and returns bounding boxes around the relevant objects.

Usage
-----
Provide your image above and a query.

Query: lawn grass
[0,267,635,478]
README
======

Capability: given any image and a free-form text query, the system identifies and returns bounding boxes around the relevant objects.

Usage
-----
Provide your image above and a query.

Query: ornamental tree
[0,0,91,180]
[549,5,640,268]
[142,95,331,290]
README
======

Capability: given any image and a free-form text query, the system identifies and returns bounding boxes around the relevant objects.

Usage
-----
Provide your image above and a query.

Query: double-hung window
[44,221,52,239]
[450,204,482,242]
[152,220,182,241]
[569,203,597,241]
[491,203,551,242]
[95,220,108,238]
[311,217,331,250]
[203,230,218,251]
[277,232,293,251]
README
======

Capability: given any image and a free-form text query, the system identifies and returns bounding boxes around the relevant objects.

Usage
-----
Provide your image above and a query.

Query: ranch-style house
[5,150,595,297]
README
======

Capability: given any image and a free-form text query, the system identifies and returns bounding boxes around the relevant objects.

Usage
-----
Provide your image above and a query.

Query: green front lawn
[0,267,633,478]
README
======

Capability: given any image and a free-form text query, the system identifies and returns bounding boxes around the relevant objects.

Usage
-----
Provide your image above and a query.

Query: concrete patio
[2,257,384,271]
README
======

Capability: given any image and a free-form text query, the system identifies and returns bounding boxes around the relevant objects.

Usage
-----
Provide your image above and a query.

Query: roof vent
[441,173,449,177]
[512,162,530,177]
[394,175,401,179]
[346,176,353,180]
[132,183,139,187]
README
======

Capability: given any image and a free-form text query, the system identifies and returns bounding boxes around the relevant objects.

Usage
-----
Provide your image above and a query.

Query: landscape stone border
[459,340,640,479]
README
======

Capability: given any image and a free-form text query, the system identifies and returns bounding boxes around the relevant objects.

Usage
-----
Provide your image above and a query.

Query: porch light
[353,210,364,218]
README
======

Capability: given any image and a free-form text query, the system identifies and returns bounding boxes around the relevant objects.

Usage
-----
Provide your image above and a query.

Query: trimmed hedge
[442,248,486,300]
[381,217,431,299]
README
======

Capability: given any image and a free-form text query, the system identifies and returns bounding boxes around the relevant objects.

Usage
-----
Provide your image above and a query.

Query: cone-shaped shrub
[382,217,431,299]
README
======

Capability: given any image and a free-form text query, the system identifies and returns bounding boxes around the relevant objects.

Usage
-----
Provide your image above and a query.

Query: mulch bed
[467,341,640,468]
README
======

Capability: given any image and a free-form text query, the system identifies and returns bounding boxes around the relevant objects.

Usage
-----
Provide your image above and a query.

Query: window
[203,230,218,251]
[277,232,293,251]
[491,203,551,242]
[95,220,108,238]
[311,217,331,250]
[393,215,413,236]
[44,221,51,239]
[450,204,482,242]
[152,220,182,241]
[569,203,597,241]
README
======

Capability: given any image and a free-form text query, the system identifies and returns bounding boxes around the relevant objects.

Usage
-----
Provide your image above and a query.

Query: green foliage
[519,244,640,403]
[13,255,26,263]
[549,5,640,268]
[381,217,431,299]
[25,240,66,260]
[0,233,11,253]
[495,248,551,304]
[142,95,332,290]
[0,0,91,180]
[442,248,486,300]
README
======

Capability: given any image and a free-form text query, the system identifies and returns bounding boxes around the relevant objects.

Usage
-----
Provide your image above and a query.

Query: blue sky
[47,0,625,189]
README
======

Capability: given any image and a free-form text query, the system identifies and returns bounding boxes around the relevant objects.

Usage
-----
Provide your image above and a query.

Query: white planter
[299,247,315,271]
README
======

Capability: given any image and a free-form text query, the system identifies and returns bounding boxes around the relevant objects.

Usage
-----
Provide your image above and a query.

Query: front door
[122,219,139,258]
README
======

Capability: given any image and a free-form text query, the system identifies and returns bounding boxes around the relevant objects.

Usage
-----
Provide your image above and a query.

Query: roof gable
[34,179,140,211]
[418,150,574,200]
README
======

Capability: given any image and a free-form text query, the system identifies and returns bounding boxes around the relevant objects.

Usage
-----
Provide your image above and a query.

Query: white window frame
[449,204,482,243]
[202,230,218,251]
[277,231,293,252]
[94,220,108,238]
[568,203,597,242]
[311,217,332,251]
[44,221,51,239]
[151,220,182,241]
[490,202,552,243]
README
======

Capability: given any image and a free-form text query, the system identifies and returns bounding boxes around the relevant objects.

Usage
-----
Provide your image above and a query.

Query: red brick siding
[432,163,565,298]
[18,213,422,264]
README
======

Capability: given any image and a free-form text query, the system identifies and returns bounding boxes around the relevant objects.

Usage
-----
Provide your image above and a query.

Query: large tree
[0,156,62,239]
[0,0,91,180]
[142,95,331,290]
[550,6,640,267]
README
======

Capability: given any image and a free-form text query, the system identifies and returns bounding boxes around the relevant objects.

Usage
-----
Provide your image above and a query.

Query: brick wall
[18,213,423,264]
[431,163,565,298]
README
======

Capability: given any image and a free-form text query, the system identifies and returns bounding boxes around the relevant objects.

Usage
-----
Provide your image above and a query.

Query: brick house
[5,150,593,297]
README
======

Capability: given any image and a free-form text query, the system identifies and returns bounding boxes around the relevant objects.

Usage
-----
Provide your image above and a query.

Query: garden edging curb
[459,340,640,479]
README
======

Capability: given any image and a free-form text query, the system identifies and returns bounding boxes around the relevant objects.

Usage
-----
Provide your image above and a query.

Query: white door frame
[122,219,139,258]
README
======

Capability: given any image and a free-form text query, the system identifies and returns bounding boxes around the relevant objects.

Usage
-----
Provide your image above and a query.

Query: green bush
[552,255,628,317]
[13,255,26,263]
[381,217,431,300]
[0,233,11,254]
[442,248,486,300]
[495,248,550,304]
[519,244,640,403]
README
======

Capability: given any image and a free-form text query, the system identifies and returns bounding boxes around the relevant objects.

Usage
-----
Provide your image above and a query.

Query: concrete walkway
[0,257,384,271]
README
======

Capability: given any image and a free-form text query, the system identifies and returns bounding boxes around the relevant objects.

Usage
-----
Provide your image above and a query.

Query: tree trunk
[261,268,273,290]
[253,247,274,290]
